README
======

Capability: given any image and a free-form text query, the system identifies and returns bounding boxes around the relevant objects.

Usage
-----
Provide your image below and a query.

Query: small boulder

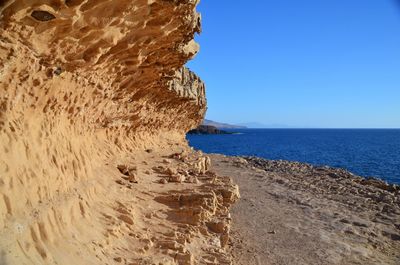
[159,178,168,184]
[169,174,186,183]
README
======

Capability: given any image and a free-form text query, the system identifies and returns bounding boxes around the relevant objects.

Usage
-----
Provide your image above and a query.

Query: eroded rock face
[0,1,237,264]
[0,0,205,133]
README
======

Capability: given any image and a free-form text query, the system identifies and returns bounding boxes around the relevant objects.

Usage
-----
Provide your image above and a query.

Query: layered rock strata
[0,1,238,264]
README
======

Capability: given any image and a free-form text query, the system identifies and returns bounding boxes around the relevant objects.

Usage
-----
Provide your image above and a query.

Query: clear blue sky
[186,0,400,128]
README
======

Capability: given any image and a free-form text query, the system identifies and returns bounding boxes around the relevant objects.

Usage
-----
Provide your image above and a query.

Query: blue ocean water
[187,129,400,184]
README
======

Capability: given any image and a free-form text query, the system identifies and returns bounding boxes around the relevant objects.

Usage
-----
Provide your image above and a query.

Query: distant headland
[188,125,232,135]
[203,119,247,129]
[188,120,246,134]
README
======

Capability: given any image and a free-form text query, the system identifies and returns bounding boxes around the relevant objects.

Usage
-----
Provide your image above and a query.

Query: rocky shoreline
[242,156,400,199]
[209,154,400,265]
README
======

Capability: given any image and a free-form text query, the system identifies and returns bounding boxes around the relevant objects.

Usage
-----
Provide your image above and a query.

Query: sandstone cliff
[0,1,238,264]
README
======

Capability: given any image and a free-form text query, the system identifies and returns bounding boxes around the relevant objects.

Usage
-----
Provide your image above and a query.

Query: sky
[186,0,400,128]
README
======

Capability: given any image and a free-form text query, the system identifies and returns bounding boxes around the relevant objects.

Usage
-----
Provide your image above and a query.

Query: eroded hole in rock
[46,68,54,78]
[54,67,63,76]
[31,10,56,22]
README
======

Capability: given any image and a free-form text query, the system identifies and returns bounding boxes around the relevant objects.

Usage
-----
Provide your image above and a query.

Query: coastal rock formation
[0,1,238,264]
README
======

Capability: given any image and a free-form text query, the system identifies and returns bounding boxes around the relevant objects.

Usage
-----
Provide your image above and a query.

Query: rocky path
[210,154,400,265]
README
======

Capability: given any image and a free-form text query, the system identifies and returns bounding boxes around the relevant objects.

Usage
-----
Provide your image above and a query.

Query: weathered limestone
[0,1,238,264]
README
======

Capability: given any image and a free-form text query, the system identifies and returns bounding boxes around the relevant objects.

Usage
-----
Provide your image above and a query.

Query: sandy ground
[209,154,400,265]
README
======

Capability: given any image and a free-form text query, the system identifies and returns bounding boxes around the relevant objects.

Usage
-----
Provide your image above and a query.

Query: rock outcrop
[0,1,238,264]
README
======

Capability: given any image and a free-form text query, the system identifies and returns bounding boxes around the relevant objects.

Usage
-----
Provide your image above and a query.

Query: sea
[186,129,400,184]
